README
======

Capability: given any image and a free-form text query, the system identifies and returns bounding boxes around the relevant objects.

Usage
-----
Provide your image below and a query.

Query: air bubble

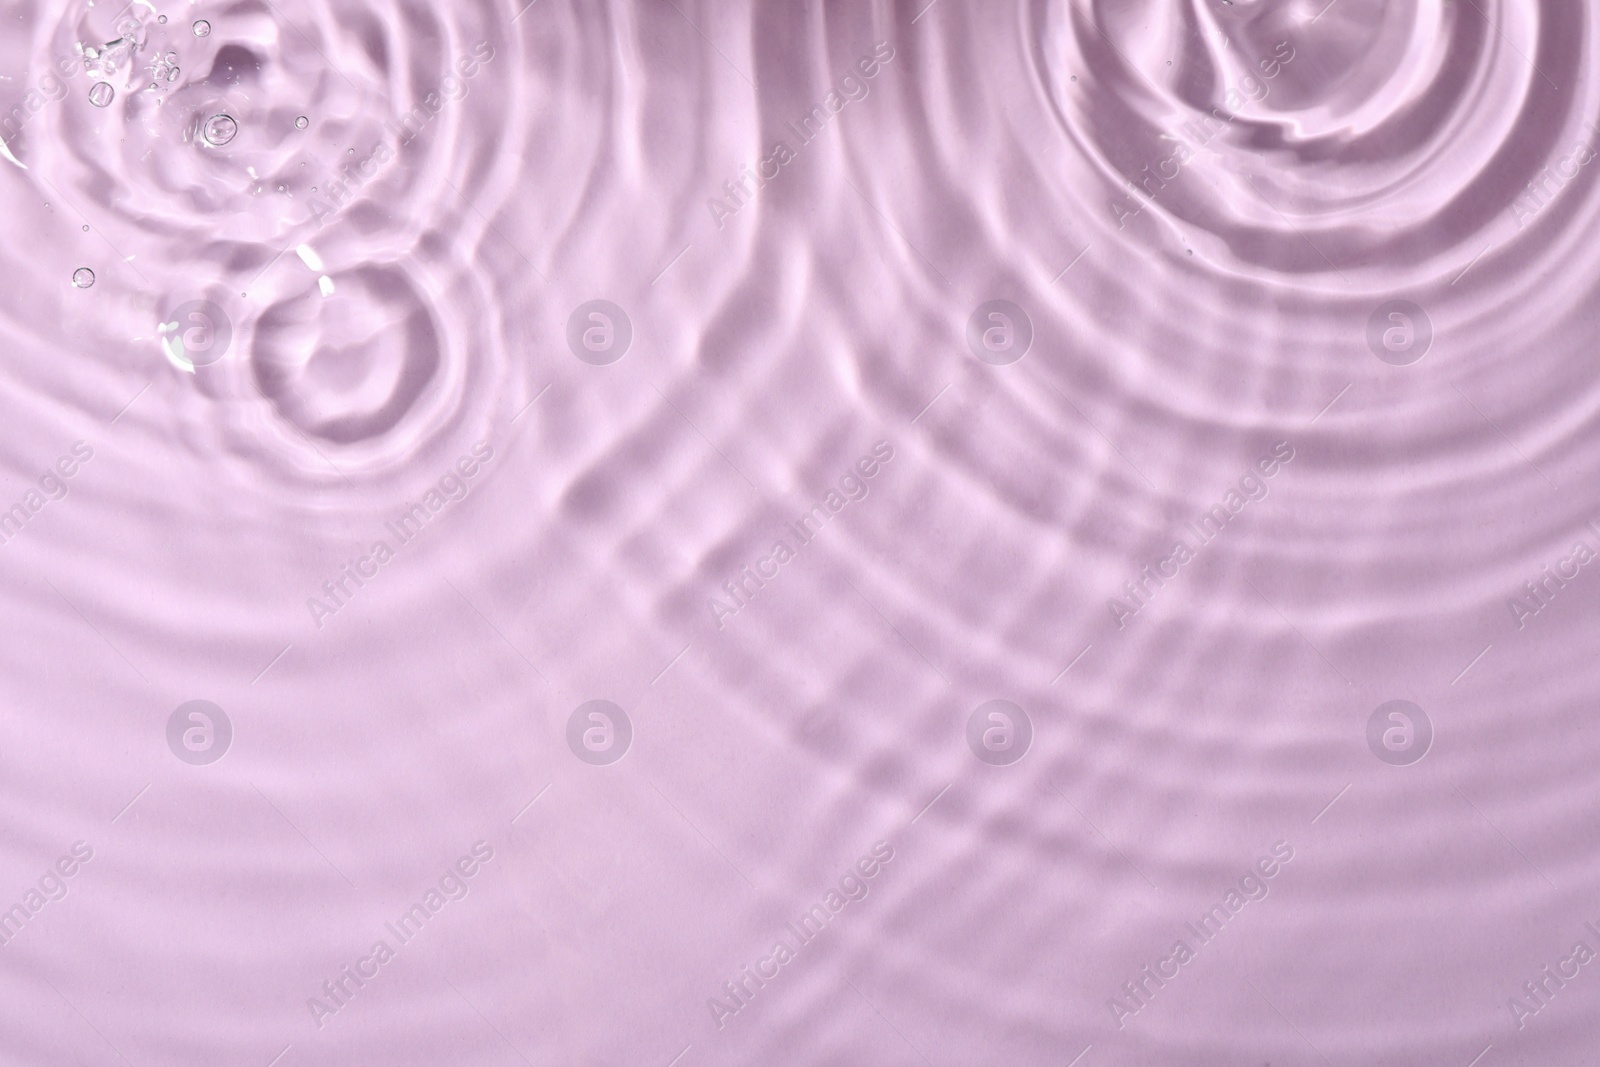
[295,115,308,130]
[158,14,168,23]
[192,20,211,37]
[202,113,238,146]
[72,268,95,288]
[88,81,114,107]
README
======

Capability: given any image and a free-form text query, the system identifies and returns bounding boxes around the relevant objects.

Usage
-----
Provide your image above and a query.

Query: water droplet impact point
[72,268,95,288]
[202,113,238,146]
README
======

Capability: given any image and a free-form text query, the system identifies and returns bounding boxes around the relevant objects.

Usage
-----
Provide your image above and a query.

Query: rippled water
[2,0,1598,1063]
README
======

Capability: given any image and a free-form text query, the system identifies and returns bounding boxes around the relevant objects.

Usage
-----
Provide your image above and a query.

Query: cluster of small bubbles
[294,115,309,130]
[71,268,95,288]
[88,81,114,107]
[145,50,180,88]
[192,20,211,37]
[77,15,147,80]
[202,113,238,146]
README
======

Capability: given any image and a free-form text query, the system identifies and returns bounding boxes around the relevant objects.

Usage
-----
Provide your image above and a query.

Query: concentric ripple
[2,1,1600,1066]
[5,0,520,479]
[1032,0,1600,286]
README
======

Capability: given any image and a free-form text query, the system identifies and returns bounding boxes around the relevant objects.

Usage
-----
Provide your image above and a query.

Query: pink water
[2,1,1598,1064]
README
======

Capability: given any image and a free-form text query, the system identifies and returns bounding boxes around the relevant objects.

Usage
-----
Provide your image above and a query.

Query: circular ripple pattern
[1032,0,1600,286]
[9,0,519,481]
[1,1,1599,1065]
